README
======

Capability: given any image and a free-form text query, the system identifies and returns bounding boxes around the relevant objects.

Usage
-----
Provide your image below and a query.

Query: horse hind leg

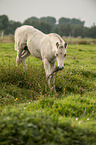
[21,46,30,68]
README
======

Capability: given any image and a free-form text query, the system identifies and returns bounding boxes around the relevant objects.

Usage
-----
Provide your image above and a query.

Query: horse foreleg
[49,62,56,93]
[47,73,56,93]
[16,49,22,67]
[51,73,56,93]
[43,59,56,93]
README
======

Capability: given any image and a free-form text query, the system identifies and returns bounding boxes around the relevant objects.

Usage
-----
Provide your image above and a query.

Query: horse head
[55,42,67,70]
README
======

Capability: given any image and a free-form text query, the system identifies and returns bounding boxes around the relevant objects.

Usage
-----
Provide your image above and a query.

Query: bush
[78,40,90,45]
[0,110,96,145]
[0,64,49,94]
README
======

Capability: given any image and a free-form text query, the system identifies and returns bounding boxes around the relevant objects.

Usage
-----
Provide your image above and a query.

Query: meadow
[0,38,96,144]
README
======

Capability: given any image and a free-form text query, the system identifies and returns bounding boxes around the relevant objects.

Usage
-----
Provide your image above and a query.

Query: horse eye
[64,54,66,57]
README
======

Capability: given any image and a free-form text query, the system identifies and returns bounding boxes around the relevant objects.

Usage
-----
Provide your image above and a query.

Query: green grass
[0,42,96,144]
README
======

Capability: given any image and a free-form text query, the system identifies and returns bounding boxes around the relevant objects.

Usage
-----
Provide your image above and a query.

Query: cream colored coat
[15,25,67,92]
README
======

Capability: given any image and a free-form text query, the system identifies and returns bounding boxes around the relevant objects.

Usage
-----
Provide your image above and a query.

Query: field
[0,38,96,144]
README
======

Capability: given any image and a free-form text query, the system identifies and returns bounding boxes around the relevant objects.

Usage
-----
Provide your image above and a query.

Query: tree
[72,25,85,37]
[53,26,59,34]
[71,18,85,26]
[0,15,9,33]
[58,24,72,37]
[0,14,95,38]
[24,16,53,34]
[6,20,22,34]
[83,27,90,38]
[38,21,53,34]
[89,26,96,38]
[23,17,39,28]
[23,17,39,24]
[40,16,56,25]
[59,17,85,27]
[59,17,70,25]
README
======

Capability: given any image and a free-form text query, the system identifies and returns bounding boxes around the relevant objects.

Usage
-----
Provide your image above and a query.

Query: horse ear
[64,42,67,49]
[56,42,59,48]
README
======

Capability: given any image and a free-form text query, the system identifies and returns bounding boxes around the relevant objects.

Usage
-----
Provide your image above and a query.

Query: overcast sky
[0,0,96,27]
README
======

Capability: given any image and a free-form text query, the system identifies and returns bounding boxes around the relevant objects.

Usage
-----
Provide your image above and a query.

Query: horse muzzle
[57,66,64,70]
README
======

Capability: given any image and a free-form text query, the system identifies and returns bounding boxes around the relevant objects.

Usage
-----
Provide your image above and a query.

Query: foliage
[90,26,96,38]
[7,20,22,35]
[0,15,96,38]
[0,15,9,33]
[0,42,96,144]
[58,24,72,36]
[59,17,85,26]
[38,21,53,34]
[72,25,85,37]
[23,17,39,28]
[23,16,56,25]
[0,110,96,145]
[40,16,56,25]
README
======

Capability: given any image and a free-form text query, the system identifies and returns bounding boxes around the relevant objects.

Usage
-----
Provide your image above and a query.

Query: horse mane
[52,33,63,43]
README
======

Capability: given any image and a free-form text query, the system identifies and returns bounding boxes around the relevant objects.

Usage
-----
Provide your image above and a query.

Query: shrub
[0,111,96,145]
[78,40,90,45]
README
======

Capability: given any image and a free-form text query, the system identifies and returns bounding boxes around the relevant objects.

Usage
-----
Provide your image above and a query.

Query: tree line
[0,15,96,38]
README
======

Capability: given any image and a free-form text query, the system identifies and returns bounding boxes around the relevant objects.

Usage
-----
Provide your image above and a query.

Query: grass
[64,37,96,45]
[0,41,96,144]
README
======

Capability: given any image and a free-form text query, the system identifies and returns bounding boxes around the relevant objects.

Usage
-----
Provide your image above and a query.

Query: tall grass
[0,59,95,106]
[0,42,96,144]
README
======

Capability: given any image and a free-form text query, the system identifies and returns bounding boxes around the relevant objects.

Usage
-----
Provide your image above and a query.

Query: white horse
[15,25,67,92]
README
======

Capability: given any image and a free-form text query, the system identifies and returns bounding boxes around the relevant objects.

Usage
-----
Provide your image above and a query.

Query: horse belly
[28,40,42,59]
[32,48,42,59]
[27,33,45,60]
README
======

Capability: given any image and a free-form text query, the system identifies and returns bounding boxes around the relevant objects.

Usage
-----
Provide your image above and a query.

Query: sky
[0,0,96,27]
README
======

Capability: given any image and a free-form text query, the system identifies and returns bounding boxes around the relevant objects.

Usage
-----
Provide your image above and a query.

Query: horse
[14,25,67,92]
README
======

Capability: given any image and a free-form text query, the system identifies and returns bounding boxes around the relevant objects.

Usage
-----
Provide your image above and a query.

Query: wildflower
[29,102,30,104]
[76,118,78,121]
[87,118,89,120]
[78,121,82,124]
[14,98,18,101]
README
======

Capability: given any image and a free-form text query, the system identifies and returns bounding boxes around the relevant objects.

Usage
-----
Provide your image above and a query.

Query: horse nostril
[59,66,64,70]
[58,67,62,70]
[57,66,64,71]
